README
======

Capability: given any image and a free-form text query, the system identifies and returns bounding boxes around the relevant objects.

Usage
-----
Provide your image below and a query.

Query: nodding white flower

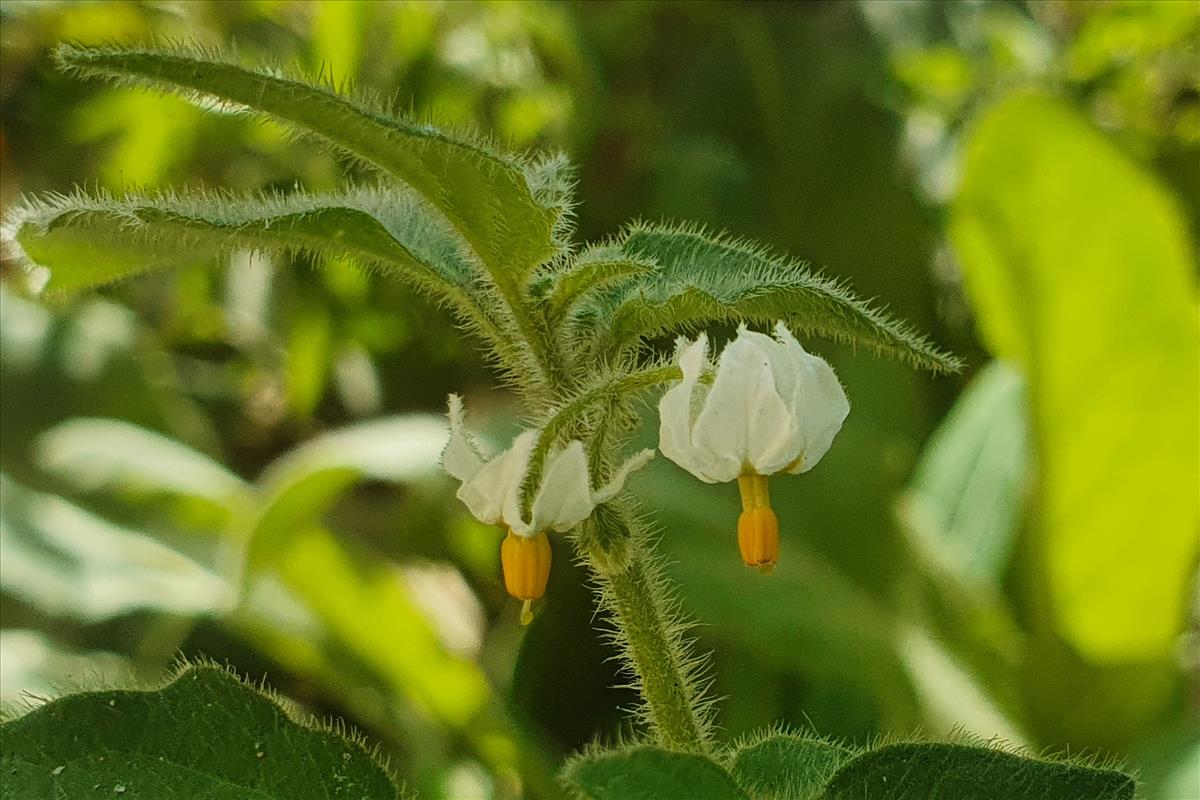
[658,322,849,572]
[443,394,653,623]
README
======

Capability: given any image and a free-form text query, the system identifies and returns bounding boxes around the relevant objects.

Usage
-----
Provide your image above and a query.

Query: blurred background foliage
[0,1,1196,798]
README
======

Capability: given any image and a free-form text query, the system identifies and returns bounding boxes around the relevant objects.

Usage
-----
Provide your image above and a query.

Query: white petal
[787,346,850,473]
[441,394,486,482]
[457,430,534,529]
[690,330,791,481]
[658,335,724,482]
[593,448,655,503]
[530,440,594,533]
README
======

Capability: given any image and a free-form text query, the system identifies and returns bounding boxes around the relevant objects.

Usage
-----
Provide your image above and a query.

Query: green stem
[583,506,712,753]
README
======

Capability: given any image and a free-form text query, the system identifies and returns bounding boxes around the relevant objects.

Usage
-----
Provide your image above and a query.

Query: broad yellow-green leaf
[950,93,1199,660]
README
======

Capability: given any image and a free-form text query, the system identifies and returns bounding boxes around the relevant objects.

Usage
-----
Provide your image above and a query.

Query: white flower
[658,322,849,484]
[442,394,653,538]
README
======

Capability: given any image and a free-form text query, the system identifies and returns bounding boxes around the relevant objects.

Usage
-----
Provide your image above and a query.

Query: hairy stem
[583,506,713,753]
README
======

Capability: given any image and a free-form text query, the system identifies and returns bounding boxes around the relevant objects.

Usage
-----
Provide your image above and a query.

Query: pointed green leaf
[730,733,853,800]
[0,665,405,799]
[818,742,1134,800]
[54,44,562,283]
[564,746,749,800]
[536,243,654,327]
[949,92,1199,660]
[5,188,503,342]
[578,224,960,372]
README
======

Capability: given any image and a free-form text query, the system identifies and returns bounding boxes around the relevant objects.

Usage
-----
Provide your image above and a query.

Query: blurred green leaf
[818,742,1135,800]
[35,417,247,507]
[73,90,201,189]
[950,92,1199,661]
[268,525,489,729]
[285,302,333,419]
[564,745,749,800]
[0,475,231,623]
[898,361,1028,585]
[729,733,852,800]
[0,665,405,799]
[0,630,131,707]
[311,0,369,85]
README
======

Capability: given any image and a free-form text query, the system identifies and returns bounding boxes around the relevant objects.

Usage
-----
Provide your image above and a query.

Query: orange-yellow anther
[737,474,779,573]
[500,529,551,624]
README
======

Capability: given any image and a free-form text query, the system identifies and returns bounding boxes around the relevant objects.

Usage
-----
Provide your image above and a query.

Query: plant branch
[581,506,714,753]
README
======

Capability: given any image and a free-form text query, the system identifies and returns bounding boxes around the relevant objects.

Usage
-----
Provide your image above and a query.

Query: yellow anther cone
[737,474,779,572]
[500,529,551,624]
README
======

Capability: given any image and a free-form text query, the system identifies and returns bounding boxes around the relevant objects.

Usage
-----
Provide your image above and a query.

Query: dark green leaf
[578,224,960,372]
[564,745,749,800]
[819,742,1135,800]
[0,665,404,799]
[730,734,853,800]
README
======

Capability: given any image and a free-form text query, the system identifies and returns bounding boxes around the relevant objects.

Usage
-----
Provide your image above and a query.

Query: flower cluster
[442,322,848,623]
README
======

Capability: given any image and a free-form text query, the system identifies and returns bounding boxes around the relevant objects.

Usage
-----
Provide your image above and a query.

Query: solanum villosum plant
[1,45,1137,800]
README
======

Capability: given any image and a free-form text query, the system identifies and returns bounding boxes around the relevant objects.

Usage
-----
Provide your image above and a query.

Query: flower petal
[691,329,791,480]
[787,346,850,473]
[458,429,535,530]
[530,440,594,533]
[658,334,724,482]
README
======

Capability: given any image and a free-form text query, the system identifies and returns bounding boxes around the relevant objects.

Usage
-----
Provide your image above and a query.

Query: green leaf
[949,92,1200,660]
[818,742,1135,800]
[537,243,654,327]
[578,223,960,372]
[0,475,231,623]
[898,361,1029,585]
[564,745,749,800]
[6,187,486,318]
[0,664,404,799]
[35,417,248,507]
[54,44,562,284]
[729,733,853,800]
[248,414,449,570]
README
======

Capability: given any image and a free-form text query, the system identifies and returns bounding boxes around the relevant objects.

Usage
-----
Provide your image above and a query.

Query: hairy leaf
[54,44,562,285]
[536,243,654,327]
[5,187,504,341]
[564,746,749,800]
[818,742,1134,800]
[577,224,960,372]
[0,665,404,799]
[730,733,853,800]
